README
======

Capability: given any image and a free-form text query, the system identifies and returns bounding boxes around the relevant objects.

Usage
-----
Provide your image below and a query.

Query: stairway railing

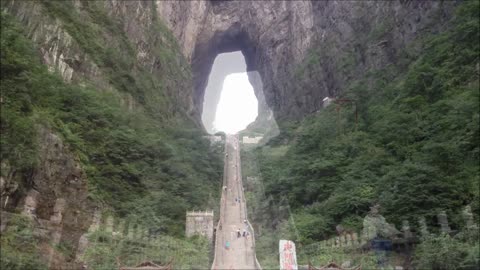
[211,137,228,270]
[236,135,262,270]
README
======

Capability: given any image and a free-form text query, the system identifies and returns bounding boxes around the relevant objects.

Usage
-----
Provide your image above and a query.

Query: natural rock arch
[156,0,315,126]
[192,25,262,132]
[155,0,451,127]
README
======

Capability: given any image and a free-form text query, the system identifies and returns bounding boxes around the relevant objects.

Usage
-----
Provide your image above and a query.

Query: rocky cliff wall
[6,0,455,128]
[3,0,196,119]
[156,0,457,123]
[291,1,458,118]
[0,125,93,269]
[156,0,314,123]
[0,1,201,267]
[1,0,111,89]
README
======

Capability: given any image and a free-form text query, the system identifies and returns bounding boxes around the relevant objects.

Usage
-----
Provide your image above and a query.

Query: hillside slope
[242,1,479,268]
[1,1,222,268]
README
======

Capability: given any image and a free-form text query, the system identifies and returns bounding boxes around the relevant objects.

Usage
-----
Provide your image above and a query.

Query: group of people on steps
[225,220,250,250]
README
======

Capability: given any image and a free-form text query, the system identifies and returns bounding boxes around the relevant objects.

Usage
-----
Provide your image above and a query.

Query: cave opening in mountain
[201,51,258,134]
[192,24,279,139]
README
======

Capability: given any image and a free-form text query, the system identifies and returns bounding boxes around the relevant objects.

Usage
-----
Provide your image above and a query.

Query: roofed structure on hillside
[242,135,263,144]
[323,97,335,108]
[203,135,223,145]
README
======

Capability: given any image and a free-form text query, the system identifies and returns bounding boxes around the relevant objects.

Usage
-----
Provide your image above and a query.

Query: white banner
[279,240,298,270]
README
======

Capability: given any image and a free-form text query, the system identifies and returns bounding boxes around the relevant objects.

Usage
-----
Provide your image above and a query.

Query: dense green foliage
[414,231,479,270]
[303,248,379,269]
[0,215,48,270]
[40,0,190,120]
[82,230,210,269]
[246,1,479,264]
[0,4,222,237]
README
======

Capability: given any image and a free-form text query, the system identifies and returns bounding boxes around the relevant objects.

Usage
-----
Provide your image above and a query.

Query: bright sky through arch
[214,73,258,134]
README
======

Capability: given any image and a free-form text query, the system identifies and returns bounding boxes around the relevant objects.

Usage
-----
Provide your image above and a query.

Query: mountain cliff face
[239,1,478,267]
[155,0,457,122]
[1,0,221,268]
[3,0,195,118]
[1,0,462,268]
[157,0,315,123]
[3,0,457,126]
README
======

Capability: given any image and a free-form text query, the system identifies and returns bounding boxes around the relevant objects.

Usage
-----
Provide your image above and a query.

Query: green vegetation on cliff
[0,215,48,270]
[245,1,479,267]
[0,4,221,238]
[40,0,191,121]
[82,230,210,269]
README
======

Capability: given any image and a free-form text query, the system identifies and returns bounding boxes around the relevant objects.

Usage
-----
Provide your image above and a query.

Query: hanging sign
[279,240,298,270]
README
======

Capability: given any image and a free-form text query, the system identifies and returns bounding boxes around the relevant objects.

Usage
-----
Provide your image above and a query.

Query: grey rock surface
[156,0,456,122]
[3,0,456,126]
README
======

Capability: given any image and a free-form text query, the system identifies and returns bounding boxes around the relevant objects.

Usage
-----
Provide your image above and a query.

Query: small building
[242,136,263,144]
[185,210,214,240]
[323,97,334,108]
[203,135,223,145]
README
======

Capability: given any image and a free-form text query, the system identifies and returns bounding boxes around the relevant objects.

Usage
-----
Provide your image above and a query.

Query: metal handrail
[236,135,262,270]
[211,137,228,270]
[212,135,262,269]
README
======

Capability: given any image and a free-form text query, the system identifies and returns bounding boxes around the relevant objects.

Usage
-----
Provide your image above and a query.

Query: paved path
[212,135,259,270]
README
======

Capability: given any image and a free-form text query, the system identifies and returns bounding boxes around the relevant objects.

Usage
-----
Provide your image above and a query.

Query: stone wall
[185,210,214,240]
[203,135,224,145]
[242,136,263,144]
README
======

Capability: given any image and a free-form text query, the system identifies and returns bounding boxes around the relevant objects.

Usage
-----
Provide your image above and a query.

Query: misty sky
[213,73,258,134]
